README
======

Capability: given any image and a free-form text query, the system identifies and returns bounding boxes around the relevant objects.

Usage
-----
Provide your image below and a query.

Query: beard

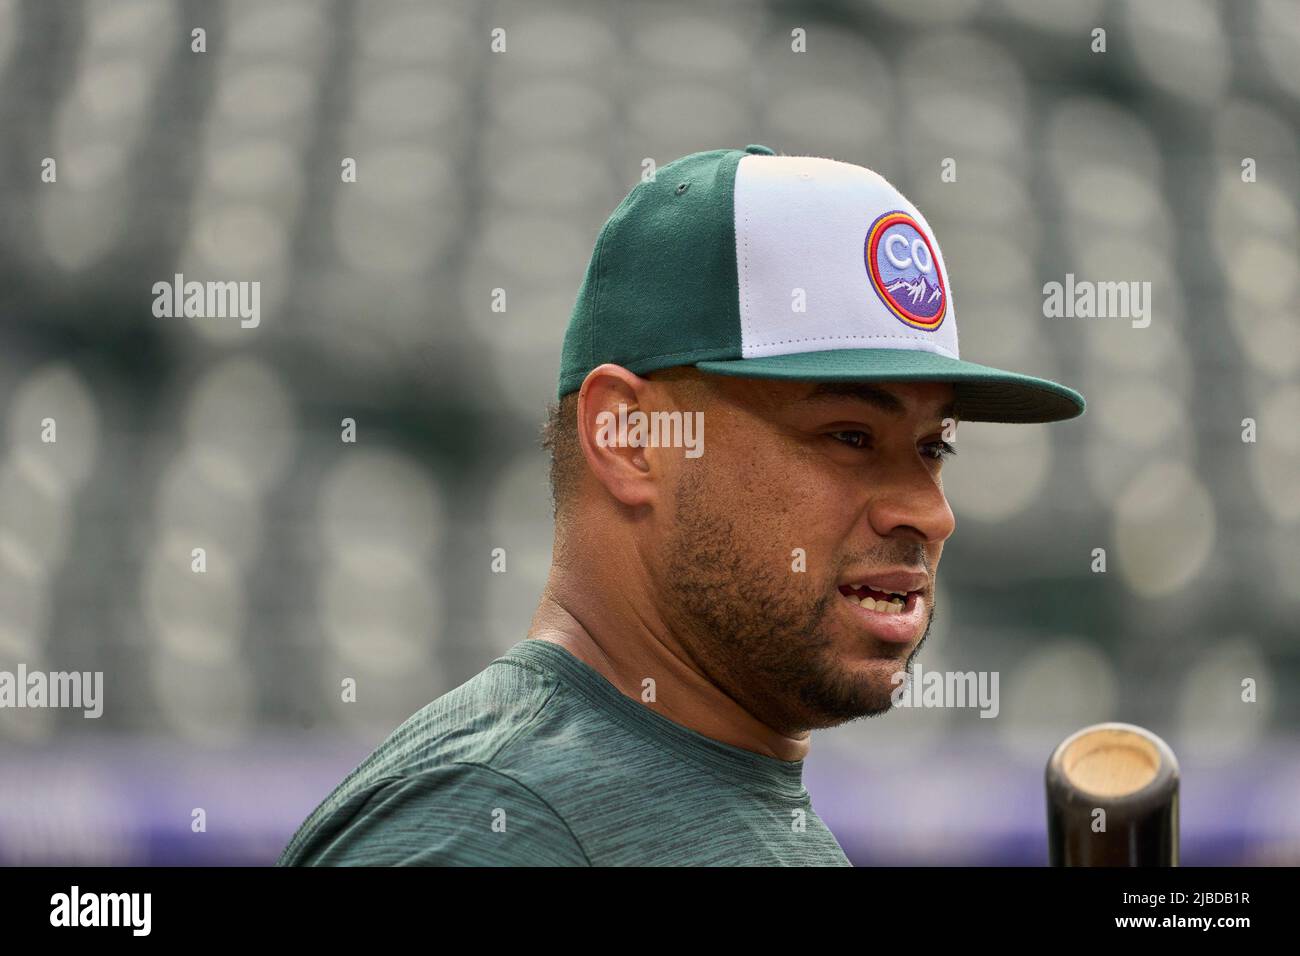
[659,462,934,735]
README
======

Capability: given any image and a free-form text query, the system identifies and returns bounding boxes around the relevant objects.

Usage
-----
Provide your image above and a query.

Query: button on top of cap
[744,144,775,155]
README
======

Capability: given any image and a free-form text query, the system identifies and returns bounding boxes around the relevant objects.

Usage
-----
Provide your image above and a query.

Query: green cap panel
[558,148,746,397]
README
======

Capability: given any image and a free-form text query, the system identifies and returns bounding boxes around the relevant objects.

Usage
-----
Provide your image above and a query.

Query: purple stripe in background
[0,735,374,866]
[1,733,1297,865]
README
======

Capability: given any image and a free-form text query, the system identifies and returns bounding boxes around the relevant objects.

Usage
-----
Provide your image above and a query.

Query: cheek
[718,439,862,574]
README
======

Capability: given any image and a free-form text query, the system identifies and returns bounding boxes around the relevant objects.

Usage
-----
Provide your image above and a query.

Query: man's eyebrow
[797,382,958,422]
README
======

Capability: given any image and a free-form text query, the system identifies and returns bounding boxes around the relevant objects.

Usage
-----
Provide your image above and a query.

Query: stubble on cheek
[657,455,907,732]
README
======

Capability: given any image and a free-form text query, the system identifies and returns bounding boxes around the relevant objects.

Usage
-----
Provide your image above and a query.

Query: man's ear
[576,364,659,509]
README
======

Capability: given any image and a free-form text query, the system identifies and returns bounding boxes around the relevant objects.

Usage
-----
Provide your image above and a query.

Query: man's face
[652,373,957,735]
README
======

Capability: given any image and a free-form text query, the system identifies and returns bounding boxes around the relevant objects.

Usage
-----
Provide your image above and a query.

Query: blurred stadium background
[0,0,1297,864]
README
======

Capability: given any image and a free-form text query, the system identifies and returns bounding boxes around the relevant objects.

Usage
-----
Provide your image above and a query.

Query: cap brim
[694,349,1084,424]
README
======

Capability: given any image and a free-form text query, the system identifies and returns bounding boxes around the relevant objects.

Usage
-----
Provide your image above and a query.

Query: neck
[527,564,812,763]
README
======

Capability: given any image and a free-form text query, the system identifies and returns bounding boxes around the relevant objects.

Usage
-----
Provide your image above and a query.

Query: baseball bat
[1045,721,1179,866]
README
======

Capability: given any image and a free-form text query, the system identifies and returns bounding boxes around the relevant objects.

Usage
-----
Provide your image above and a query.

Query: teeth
[851,595,908,613]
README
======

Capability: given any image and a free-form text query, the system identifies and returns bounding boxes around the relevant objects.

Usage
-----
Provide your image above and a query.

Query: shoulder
[343,652,566,784]
[278,761,590,867]
[278,644,633,866]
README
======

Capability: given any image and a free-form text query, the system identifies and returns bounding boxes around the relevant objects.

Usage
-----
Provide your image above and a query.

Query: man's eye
[830,430,871,449]
[922,441,957,462]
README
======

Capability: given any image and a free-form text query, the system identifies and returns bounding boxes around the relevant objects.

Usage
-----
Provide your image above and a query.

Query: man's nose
[866,463,956,545]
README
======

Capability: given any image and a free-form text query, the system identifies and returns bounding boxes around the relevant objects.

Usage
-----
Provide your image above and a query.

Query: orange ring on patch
[865,211,947,331]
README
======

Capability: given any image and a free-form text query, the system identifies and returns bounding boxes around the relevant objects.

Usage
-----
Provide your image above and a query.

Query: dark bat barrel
[1045,722,1179,866]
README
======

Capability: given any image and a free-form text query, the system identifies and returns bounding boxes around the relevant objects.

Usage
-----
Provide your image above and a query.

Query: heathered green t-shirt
[278,639,851,866]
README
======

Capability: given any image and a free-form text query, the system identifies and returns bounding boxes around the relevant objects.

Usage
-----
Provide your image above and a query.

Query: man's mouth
[836,581,927,644]
[837,583,913,614]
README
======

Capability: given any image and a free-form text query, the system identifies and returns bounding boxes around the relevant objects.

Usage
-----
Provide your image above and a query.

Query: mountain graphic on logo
[884,275,943,307]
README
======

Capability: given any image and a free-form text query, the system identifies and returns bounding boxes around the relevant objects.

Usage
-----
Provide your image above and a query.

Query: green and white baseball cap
[558,145,1084,423]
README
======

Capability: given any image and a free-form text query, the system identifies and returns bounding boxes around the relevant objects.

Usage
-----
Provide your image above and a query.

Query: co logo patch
[865,211,947,331]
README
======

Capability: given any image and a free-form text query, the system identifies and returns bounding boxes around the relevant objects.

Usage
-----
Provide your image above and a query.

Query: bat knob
[1046,722,1180,866]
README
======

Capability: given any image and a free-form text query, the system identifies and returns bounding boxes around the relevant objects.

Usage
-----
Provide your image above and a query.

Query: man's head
[544,363,957,734]
[544,145,1084,735]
